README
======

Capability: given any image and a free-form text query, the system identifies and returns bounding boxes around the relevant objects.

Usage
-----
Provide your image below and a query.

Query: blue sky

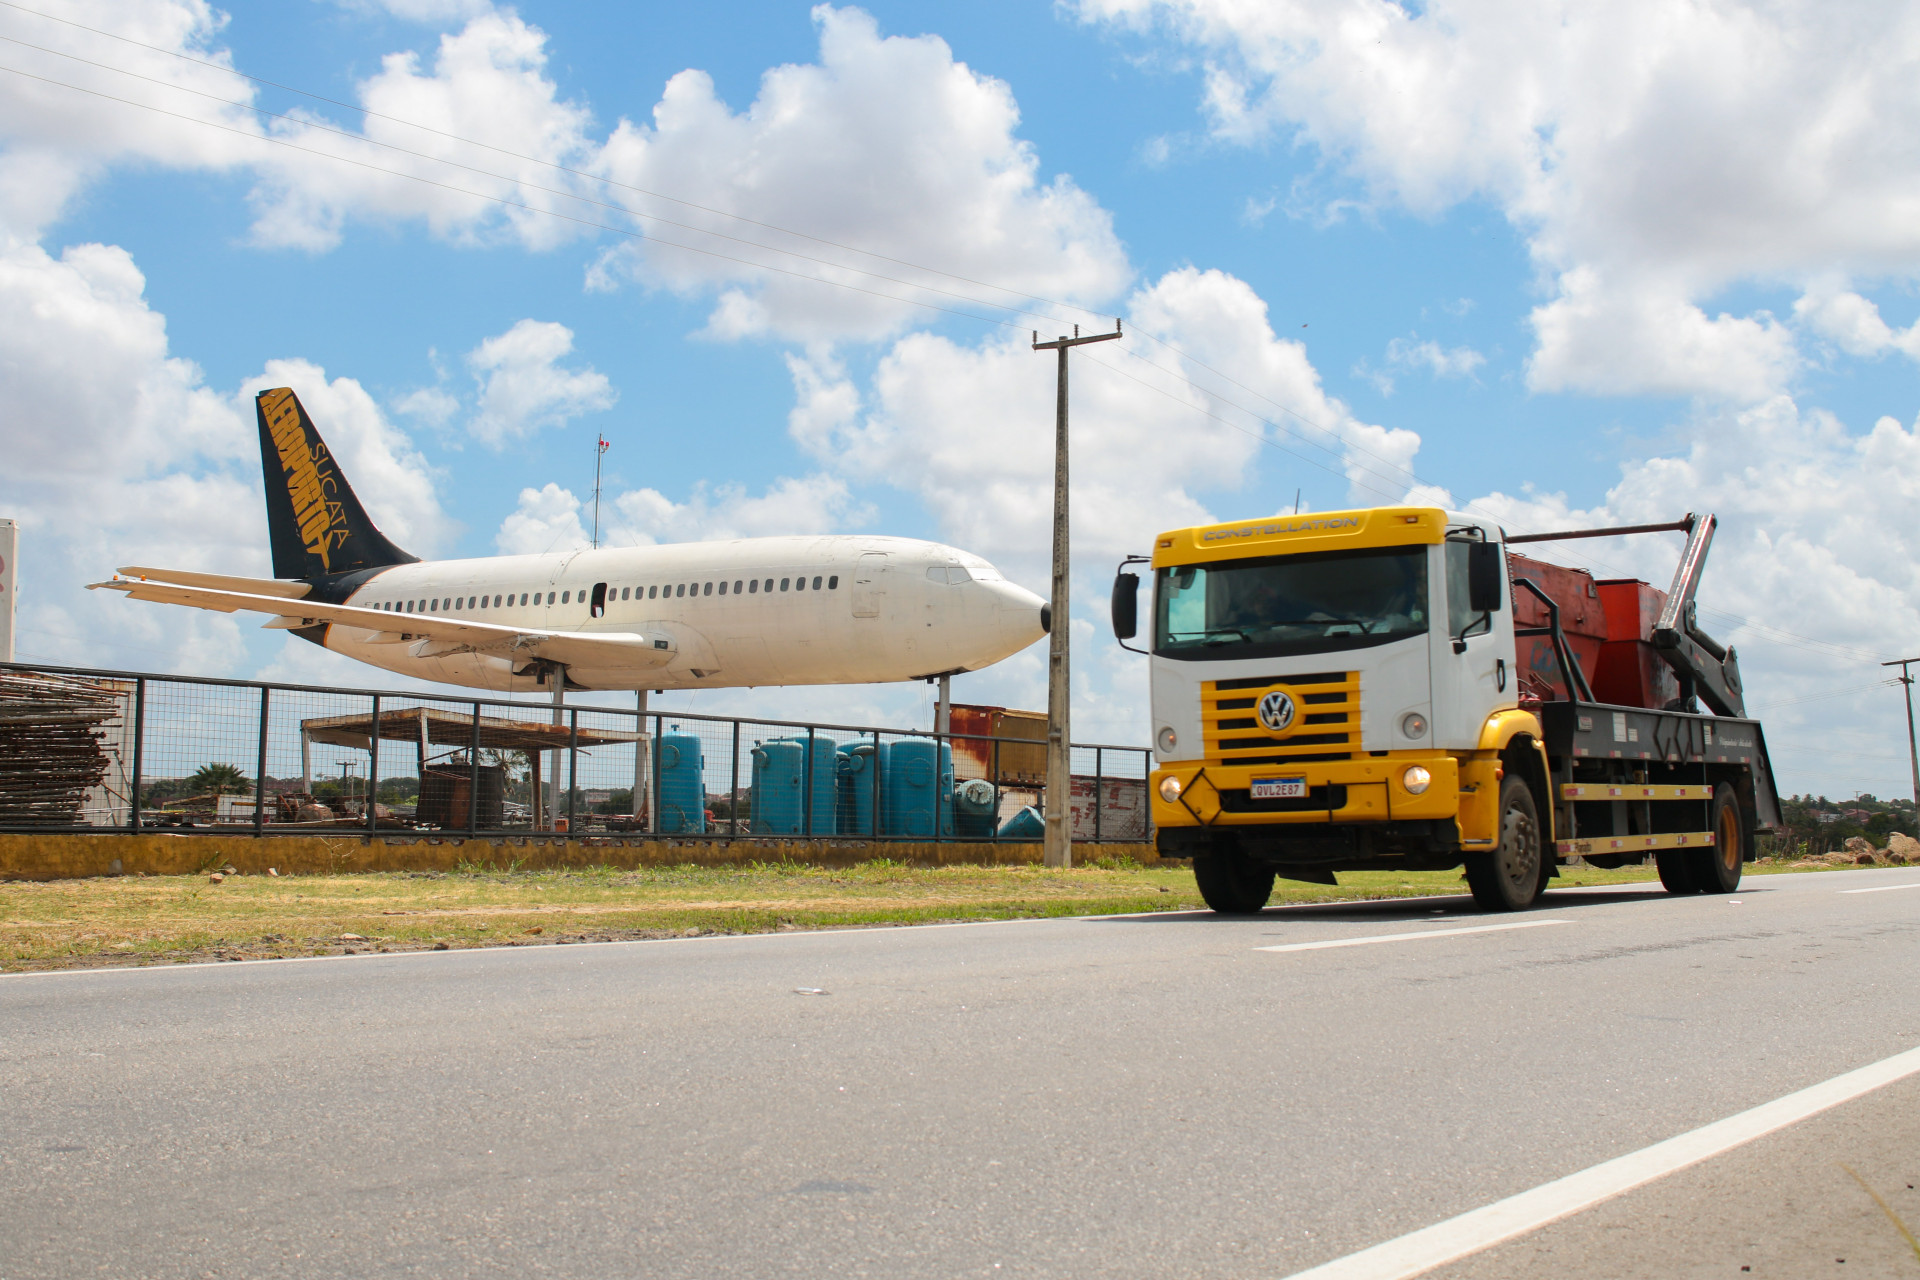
[3,0,1919,798]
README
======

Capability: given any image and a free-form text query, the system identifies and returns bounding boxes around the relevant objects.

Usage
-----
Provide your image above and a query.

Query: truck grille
[1202,671,1359,765]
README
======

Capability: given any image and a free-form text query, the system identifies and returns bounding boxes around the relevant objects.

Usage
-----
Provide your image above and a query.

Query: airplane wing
[89,577,678,671]
[115,566,314,599]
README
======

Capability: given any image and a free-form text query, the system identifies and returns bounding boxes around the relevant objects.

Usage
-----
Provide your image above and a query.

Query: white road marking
[1256,919,1571,953]
[1840,882,1920,894]
[1279,1041,1920,1280]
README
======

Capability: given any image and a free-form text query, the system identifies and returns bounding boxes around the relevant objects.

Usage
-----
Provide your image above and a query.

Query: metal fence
[0,663,1151,843]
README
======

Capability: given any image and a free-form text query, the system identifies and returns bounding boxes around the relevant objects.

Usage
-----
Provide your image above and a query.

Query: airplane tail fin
[256,387,417,581]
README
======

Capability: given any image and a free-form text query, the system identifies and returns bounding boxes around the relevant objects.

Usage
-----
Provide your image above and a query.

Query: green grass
[0,855,1880,973]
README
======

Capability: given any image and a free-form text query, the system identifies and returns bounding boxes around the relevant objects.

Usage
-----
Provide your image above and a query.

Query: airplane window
[812,576,822,590]
[547,592,555,605]
[828,575,838,589]
[704,582,713,596]
[675,584,685,597]
[780,578,790,591]
[765,578,774,592]
[519,594,527,606]
[748,579,758,593]
[734,580,743,593]
[649,585,658,599]
[796,577,807,591]
[718,581,727,595]
[560,590,569,604]
[494,595,502,607]
[621,587,630,600]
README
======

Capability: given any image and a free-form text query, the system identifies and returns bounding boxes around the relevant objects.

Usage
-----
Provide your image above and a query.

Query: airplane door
[852,552,886,618]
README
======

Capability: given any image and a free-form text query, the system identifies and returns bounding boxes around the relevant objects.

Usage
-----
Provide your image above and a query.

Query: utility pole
[1033,321,1122,868]
[591,435,610,549]
[1884,657,1920,829]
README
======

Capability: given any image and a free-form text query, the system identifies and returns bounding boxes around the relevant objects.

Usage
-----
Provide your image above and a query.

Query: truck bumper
[1151,755,1462,829]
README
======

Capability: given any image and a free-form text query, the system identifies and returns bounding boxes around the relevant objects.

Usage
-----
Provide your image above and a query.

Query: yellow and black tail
[256,388,417,581]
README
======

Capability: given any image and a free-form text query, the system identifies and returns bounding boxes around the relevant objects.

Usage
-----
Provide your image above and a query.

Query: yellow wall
[0,833,1164,881]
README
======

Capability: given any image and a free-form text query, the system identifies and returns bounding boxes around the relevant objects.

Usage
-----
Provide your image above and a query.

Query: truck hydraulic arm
[1649,514,1747,718]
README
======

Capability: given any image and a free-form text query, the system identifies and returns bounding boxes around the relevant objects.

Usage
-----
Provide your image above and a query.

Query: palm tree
[188,762,249,797]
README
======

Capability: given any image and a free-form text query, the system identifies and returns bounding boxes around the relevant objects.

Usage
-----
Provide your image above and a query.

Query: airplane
[92,387,1049,696]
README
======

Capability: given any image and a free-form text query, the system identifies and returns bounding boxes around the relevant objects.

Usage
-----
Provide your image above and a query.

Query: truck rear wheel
[1465,775,1545,911]
[1692,784,1746,894]
[1193,850,1276,915]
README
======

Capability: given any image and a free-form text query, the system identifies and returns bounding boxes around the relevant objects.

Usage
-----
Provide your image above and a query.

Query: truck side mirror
[1110,571,1139,640]
[1467,541,1504,613]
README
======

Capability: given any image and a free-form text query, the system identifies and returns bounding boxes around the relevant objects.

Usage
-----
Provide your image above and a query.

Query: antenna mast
[591,435,610,549]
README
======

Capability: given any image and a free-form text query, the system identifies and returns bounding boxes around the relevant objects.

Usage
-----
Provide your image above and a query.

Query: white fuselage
[331,534,1046,693]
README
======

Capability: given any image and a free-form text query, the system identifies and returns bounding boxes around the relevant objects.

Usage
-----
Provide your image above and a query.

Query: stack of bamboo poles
[0,672,124,824]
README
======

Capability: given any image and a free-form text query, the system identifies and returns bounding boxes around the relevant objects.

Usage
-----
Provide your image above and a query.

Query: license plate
[1250,777,1307,799]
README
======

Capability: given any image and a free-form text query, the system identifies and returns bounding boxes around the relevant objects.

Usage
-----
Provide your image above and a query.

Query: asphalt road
[4,867,1919,1280]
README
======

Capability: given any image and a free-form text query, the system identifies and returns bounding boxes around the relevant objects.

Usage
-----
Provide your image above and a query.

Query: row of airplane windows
[369,573,842,617]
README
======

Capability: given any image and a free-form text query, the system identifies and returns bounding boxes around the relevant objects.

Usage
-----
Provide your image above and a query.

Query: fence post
[367,694,381,837]
[651,713,662,835]
[128,677,145,833]
[468,701,482,836]
[730,719,741,838]
[567,708,579,833]
[871,729,882,841]
[1094,746,1103,843]
[803,725,815,837]
[254,687,270,836]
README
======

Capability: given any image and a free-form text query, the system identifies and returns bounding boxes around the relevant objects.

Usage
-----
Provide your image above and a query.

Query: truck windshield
[1154,545,1430,661]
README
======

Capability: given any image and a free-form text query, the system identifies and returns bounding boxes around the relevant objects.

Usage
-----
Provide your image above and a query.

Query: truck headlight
[1156,726,1178,754]
[1401,765,1432,794]
[1158,776,1184,803]
[1400,712,1428,739]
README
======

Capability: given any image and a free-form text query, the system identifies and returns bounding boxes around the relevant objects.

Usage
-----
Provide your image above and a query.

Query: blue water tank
[997,805,1045,841]
[655,732,706,834]
[953,778,998,839]
[885,739,953,838]
[749,740,804,835]
[767,735,837,834]
[836,742,886,836]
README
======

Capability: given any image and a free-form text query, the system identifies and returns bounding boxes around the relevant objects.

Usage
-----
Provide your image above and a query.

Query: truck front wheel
[1193,849,1276,915]
[1465,775,1545,911]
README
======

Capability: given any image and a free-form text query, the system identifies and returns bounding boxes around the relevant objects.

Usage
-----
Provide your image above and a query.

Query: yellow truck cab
[1109,505,1780,913]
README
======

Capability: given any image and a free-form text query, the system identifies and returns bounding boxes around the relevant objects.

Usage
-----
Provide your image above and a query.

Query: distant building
[1843,808,1872,823]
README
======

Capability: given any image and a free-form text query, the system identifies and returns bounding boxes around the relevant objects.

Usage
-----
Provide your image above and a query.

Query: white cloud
[585,5,1130,342]
[497,473,872,555]
[495,482,589,555]
[1793,279,1920,361]
[1366,334,1487,394]
[464,319,615,447]
[0,0,264,238]
[614,475,873,545]
[1077,0,1920,401]
[789,266,1416,594]
[1404,394,1920,795]
[0,235,446,673]
[247,11,599,252]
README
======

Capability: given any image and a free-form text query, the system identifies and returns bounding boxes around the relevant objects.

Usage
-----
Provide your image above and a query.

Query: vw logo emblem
[1257,689,1296,732]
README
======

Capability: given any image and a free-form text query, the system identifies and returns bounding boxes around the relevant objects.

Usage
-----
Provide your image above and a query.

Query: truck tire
[1691,784,1746,894]
[1465,775,1545,911]
[1654,850,1699,894]
[1193,850,1276,915]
